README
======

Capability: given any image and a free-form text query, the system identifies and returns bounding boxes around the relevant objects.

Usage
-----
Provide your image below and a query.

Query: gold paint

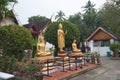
[36,33,51,57]
[58,23,65,51]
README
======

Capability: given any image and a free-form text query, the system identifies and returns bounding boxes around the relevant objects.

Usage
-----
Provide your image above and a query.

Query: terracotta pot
[86,59,90,63]
[97,59,100,64]
[91,59,95,64]
[35,74,44,80]
[27,74,35,80]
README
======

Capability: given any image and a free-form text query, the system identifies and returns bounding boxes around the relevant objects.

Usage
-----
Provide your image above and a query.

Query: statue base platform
[35,56,56,76]
[73,51,82,53]
[42,66,57,75]
[71,51,84,57]
[35,56,54,62]
[70,53,84,57]
[55,57,69,71]
[36,53,52,57]
[58,50,67,57]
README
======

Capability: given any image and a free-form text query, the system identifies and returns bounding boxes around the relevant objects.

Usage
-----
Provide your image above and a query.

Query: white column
[89,40,94,53]
[110,39,114,44]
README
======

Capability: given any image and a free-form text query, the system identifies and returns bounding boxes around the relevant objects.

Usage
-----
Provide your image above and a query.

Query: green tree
[0,0,17,22]
[82,0,97,37]
[55,10,66,22]
[44,21,80,56]
[68,13,82,29]
[68,13,89,52]
[0,25,34,61]
[98,0,120,38]
[28,15,49,23]
[83,0,96,14]
[68,12,95,39]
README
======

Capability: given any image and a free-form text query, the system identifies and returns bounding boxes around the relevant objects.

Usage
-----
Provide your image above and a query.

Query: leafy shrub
[0,25,34,61]
[0,55,19,72]
[19,58,44,76]
[109,43,120,53]
[109,43,120,56]
[32,40,38,58]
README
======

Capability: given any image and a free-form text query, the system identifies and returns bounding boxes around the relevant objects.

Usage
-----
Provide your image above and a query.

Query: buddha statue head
[59,23,63,29]
[73,39,76,43]
[38,32,44,43]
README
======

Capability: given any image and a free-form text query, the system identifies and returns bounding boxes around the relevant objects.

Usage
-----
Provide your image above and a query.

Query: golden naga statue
[72,39,81,52]
[36,33,51,57]
[58,23,65,51]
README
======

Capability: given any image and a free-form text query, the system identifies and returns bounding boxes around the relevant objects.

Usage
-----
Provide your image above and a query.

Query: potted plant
[33,58,44,80]
[85,54,90,63]
[91,52,95,64]
[22,58,44,80]
[25,62,35,80]
[94,52,100,64]
[18,62,27,79]
[35,72,44,80]
[109,43,120,57]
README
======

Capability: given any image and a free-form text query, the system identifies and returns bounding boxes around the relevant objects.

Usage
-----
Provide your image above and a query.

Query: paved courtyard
[70,57,120,80]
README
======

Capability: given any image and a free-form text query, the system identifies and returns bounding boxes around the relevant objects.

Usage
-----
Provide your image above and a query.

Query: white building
[86,27,119,56]
[0,10,20,26]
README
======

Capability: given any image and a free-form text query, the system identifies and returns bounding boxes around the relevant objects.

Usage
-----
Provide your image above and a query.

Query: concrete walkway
[70,57,120,80]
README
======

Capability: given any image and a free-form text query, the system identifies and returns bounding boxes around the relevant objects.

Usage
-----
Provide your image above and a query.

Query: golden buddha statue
[58,23,65,51]
[72,39,83,55]
[72,39,81,52]
[57,23,67,57]
[36,33,51,57]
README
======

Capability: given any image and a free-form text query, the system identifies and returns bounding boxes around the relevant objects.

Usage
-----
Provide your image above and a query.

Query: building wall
[88,40,112,56]
[45,42,54,51]
[86,27,118,56]
[93,46,110,56]
[0,18,16,26]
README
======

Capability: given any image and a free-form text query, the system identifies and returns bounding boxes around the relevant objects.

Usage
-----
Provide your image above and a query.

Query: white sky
[14,0,106,25]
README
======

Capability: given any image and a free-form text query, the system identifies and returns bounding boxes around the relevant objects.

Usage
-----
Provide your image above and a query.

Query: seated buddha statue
[72,39,81,52]
[72,39,83,55]
[36,33,51,57]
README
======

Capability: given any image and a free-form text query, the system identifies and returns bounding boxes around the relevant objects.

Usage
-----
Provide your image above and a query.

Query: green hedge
[0,25,34,61]
[109,43,120,56]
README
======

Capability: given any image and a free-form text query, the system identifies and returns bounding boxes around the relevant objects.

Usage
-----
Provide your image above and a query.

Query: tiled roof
[23,19,51,32]
[10,10,19,25]
[0,10,19,25]
[86,27,118,42]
